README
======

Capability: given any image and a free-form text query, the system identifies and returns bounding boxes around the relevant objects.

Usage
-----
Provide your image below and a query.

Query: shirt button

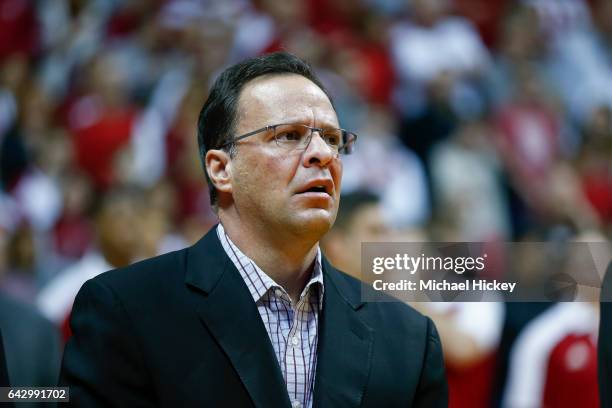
[291,335,300,347]
[292,401,302,408]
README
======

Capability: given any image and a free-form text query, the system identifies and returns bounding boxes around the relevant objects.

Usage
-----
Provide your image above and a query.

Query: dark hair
[333,191,380,231]
[197,51,333,206]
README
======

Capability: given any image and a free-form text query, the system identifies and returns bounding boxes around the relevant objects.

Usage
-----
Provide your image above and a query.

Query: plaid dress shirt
[217,224,324,408]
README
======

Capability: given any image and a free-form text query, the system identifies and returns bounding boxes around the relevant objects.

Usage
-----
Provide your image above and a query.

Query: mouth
[295,180,334,196]
[302,186,328,194]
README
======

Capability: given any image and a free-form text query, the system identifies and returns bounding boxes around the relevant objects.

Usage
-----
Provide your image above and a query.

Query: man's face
[228,74,343,239]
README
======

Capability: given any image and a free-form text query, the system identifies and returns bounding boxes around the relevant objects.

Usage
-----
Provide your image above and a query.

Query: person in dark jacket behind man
[0,329,12,408]
[599,261,612,408]
[0,293,62,408]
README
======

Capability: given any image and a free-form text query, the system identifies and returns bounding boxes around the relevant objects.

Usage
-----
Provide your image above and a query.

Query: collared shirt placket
[217,224,323,408]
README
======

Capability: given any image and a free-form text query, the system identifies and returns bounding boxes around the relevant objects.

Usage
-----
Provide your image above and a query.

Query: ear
[205,149,233,195]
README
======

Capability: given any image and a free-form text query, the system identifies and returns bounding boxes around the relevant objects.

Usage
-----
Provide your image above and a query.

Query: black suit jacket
[600,261,612,408]
[60,226,447,407]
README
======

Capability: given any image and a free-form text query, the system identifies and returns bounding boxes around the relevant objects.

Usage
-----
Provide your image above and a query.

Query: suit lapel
[185,227,291,408]
[314,258,374,407]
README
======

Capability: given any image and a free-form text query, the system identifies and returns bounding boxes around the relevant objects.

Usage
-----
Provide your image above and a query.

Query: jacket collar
[185,226,291,408]
[313,257,373,407]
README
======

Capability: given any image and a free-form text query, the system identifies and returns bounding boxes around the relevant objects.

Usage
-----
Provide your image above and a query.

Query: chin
[291,209,336,235]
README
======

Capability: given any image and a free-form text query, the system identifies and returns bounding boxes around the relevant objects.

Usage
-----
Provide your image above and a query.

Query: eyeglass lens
[273,124,353,154]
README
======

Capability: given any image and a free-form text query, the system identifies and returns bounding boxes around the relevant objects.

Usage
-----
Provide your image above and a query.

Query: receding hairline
[234,72,336,130]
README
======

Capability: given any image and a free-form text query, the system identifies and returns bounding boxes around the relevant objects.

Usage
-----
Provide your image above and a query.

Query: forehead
[236,74,338,129]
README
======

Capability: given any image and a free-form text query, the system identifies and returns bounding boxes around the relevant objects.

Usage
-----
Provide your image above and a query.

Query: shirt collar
[216,223,324,309]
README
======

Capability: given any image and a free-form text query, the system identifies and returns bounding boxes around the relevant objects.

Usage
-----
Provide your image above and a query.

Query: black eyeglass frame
[215,123,358,154]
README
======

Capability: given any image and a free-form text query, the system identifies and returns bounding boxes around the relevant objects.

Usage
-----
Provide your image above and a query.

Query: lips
[295,179,334,196]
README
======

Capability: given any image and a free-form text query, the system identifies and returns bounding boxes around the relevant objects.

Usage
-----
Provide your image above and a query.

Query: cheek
[234,152,294,197]
[262,154,293,185]
[265,158,298,200]
[332,160,343,190]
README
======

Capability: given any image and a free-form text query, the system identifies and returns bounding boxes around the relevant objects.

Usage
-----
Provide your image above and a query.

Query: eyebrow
[280,117,340,128]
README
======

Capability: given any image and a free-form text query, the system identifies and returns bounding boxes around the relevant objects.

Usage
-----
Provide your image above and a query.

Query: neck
[219,213,320,302]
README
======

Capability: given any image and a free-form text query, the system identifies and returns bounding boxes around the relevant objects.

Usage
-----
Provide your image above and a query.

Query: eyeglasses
[216,123,358,155]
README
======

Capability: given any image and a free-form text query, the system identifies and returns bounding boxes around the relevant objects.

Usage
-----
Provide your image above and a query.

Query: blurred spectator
[453,0,511,48]
[67,52,141,190]
[231,0,311,59]
[491,301,553,407]
[165,86,218,236]
[575,105,612,234]
[430,117,512,241]
[0,79,63,234]
[52,173,94,261]
[487,5,554,108]
[0,293,61,397]
[391,0,491,161]
[390,0,490,92]
[493,62,600,236]
[0,0,40,59]
[341,106,430,227]
[0,223,38,304]
[524,0,591,45]
[321,190,390,279]
[503,301,599,407]
[417,301,505,408]
[139,181,188,257]
[551,0,612,125]
[419,123,508,406]
[37,187,147,341]
[494,65,560,191]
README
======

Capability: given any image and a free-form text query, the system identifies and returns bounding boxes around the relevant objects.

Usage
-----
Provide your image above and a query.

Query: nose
[302,131,336,168]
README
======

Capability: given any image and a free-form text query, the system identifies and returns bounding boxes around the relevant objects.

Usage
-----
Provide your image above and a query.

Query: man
[60,52,447,407]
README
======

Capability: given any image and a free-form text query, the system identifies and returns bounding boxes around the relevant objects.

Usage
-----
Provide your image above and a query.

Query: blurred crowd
[0,0,611,406]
